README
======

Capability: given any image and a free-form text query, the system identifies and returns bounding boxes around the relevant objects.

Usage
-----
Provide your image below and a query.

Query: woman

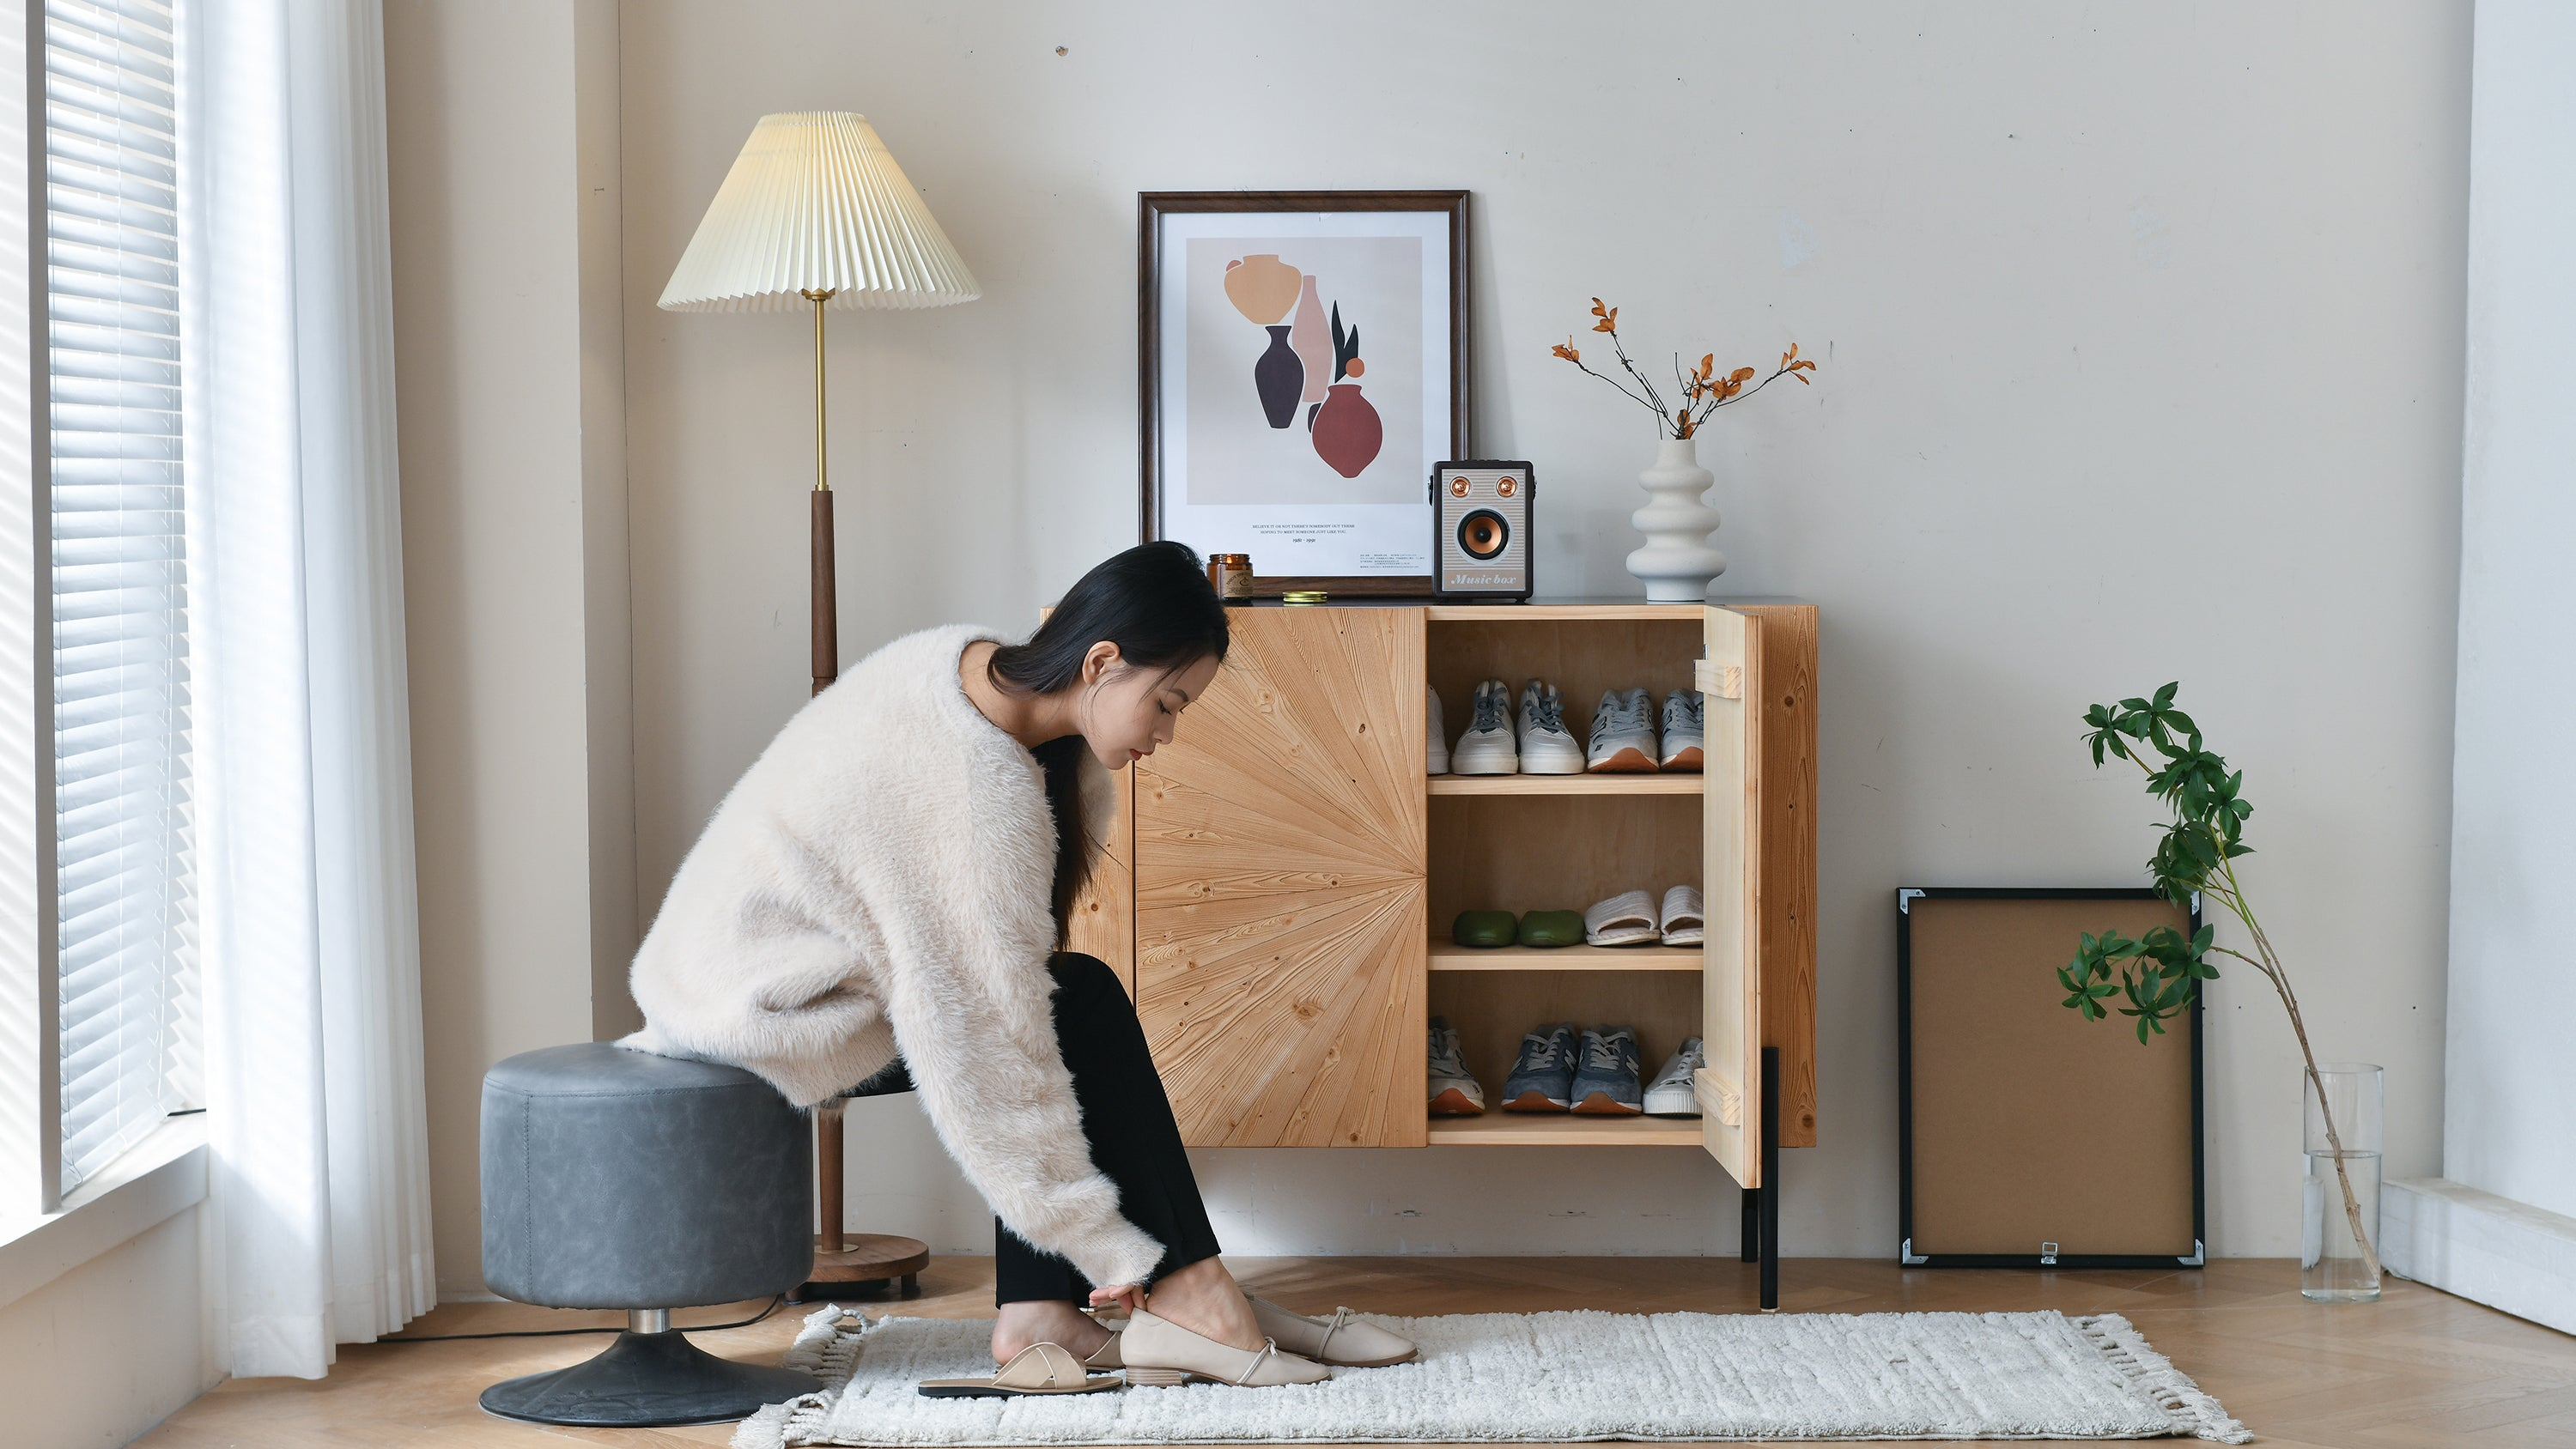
[626,542,1412,1391]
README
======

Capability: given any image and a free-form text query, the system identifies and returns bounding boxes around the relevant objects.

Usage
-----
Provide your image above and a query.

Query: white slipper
[1658,884,1704,947]
[1583,888,1662,947]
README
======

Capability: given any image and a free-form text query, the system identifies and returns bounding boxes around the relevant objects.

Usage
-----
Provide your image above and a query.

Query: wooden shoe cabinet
[1065,599,1816,1305]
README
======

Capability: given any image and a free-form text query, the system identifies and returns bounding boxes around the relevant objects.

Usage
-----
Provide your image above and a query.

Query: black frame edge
[1894,885,2210,1270]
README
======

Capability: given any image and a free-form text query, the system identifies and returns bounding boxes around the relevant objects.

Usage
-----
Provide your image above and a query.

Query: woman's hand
[1088,1282,1145,1316]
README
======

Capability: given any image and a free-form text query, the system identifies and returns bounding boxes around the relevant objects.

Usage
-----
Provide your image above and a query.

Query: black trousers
[855,951,1223,1306]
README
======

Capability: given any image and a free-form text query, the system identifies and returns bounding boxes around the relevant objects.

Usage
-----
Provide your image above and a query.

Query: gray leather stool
[478,1043,819,1427]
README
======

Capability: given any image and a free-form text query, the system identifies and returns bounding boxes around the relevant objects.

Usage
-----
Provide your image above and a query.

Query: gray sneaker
[1584,688,1659,773]
[1570,1025,1643,1115]
[1516,680,1583,774]
[1427,1016,1484,1115]
[1451,678,1518,774]
[1500,1022,1577,1112]
[1659,689,1704,772]
[1643,1035,1704,1116]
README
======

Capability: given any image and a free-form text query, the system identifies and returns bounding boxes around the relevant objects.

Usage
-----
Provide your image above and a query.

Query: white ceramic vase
[1625,435,1727,602]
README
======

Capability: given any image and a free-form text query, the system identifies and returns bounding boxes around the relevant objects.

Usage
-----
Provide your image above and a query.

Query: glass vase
[2300,1062,2383,1302]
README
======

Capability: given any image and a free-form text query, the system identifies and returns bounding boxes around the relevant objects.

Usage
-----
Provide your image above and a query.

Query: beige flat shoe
[1249,1297,1419,1367]
[1118,1306,1330,1387]
[917,1341,1121,1397]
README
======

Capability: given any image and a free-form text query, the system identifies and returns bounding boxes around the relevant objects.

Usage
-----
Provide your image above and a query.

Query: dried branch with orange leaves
[1551,298,1816,439]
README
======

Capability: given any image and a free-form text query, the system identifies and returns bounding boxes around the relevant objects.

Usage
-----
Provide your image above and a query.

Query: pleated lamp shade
[659,112,981,312]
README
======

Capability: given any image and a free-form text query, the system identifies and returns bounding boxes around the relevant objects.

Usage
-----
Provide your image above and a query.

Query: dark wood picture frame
[1139,191,1470,597]
[1895,886,2208,1270]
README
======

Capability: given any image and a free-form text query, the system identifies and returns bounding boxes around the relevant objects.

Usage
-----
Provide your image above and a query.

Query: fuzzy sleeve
[861,787,1165,1290]
[875,932,1166,1288]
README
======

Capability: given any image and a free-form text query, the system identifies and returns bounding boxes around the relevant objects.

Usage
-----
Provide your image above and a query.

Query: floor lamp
[659,111,980,1299]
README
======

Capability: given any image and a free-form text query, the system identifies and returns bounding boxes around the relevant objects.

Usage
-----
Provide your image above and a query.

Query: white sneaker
[1585,687,1659,773]
[1427,1016,1485,1115]
[1427,687,1449,775]
[1515,680,1584,774]
[1643,1036,1704,1117]
[1450,678,1518,774]
[1659,690,1704,771]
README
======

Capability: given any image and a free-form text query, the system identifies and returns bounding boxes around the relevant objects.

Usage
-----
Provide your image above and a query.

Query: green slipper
[1451,910,1517,947]
[1516,910,1585,948]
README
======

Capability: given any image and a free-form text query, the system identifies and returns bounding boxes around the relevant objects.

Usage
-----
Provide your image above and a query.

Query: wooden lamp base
[793,1099,932,1305]
[793,1233,931,1305]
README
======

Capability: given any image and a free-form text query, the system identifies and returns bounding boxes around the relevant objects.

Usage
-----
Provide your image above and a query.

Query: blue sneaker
[1500,1022,1578,1112]
[1570,1025,1643,1115]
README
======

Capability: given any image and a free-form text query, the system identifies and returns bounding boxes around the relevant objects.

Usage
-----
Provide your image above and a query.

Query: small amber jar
[1210,553,1253,600]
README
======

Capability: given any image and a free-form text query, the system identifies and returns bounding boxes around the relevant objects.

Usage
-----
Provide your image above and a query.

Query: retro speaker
[1431,460,1534,601]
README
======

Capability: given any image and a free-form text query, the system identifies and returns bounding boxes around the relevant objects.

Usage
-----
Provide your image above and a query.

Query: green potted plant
[2058,683,2384,1300]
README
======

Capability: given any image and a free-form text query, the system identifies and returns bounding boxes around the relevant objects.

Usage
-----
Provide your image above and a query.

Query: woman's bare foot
[1136,1255,1263,1352]
[991,1300,1111,1365]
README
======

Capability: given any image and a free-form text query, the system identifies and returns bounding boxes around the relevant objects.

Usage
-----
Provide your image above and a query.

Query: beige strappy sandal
[1117,1306,1330,1387]
[916,1341,1121,1397]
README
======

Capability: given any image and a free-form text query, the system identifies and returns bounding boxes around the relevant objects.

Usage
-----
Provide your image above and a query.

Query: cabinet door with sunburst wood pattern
[1133,606,1426,1147]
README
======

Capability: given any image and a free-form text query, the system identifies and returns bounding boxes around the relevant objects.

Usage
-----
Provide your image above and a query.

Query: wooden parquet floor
[133,1258,2575,1448]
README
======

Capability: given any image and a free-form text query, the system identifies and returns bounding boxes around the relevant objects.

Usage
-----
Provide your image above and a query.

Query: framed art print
[1140,191,1468,597]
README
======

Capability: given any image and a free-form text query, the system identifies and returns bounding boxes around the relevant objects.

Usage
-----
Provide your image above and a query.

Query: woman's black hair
[987,540,1230,945]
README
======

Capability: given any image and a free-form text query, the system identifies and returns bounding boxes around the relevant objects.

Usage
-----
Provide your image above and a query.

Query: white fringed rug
[732,1306,2250,1446]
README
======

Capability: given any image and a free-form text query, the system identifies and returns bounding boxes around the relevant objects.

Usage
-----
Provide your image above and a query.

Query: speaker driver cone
[1457,507,1510,561]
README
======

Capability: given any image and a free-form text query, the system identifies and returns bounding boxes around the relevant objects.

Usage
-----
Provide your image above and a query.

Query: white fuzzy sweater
[623,623,1166,1289]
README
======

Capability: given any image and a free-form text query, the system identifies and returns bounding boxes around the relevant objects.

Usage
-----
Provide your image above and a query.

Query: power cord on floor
[374,1293,787,1343]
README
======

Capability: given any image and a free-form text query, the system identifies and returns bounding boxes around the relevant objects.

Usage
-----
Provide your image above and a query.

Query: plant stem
[2220,853,2382,1282]
[2118,747,2381,1281]
[1562,353,1665,419]
[1605,328,1674,432]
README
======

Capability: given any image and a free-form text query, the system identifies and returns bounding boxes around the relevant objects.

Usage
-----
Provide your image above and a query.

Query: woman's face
[1072,642,1221,771]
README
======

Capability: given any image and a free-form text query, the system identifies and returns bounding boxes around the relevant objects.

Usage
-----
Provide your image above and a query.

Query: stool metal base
[479,1325,817,1428]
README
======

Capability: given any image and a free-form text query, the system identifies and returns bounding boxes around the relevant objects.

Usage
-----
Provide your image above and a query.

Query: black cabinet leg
[1759,1046,1781,1312]
[1740,1187,1761,1262]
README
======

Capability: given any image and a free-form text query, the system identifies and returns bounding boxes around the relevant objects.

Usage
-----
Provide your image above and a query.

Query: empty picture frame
[1897,887,2206,1269]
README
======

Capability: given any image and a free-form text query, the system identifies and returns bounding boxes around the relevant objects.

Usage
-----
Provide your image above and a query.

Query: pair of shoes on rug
[922,1299,1414,1396]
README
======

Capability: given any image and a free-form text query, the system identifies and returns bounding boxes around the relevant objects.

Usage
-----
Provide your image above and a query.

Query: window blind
[45,0,194,1191]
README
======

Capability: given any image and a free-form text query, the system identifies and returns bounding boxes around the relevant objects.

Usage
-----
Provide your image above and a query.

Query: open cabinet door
[1696,607,1764,1188]
[1133,606,1427,1147]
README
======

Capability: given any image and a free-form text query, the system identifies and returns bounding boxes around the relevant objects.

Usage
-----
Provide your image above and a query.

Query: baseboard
[2383,1178,2576,1336]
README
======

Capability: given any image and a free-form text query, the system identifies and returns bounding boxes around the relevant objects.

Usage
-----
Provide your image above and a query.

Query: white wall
[0,1210,216,1448]
[602,1,2470,1261]
[2444,0,2576,1221]
[386,0,635,1294]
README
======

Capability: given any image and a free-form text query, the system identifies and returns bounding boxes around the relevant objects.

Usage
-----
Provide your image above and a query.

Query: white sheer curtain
[182,0,434,1379]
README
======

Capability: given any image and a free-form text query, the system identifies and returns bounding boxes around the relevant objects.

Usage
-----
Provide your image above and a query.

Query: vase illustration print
[1311,380,1382,477]
[1289,275,1331,410]
[1223,254,1299,325]
[1254,326,1303,429]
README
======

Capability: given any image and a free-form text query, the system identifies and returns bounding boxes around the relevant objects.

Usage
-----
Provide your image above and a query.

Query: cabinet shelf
[1429,940,1704,972]
[1429,774,1704,797]
[1427,1113,1704,1147]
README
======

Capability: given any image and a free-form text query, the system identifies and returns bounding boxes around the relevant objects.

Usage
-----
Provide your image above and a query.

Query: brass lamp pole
[659,112,980,1297]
